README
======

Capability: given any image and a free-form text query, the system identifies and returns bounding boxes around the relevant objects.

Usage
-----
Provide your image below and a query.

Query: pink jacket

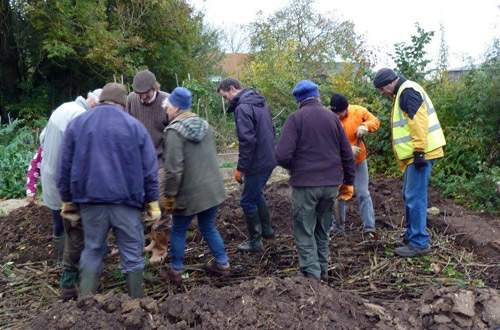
[26,147,42,195]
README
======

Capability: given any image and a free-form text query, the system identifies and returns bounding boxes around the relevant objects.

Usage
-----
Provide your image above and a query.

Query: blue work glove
[413,151,428,170]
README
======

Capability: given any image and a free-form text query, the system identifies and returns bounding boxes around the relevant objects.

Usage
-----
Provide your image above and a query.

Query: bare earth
[1,176,499,329]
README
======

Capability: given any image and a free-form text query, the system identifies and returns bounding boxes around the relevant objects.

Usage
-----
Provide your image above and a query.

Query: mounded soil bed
[1,176,499,329]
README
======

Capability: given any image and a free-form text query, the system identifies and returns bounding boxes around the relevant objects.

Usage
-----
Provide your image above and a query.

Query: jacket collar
[227,88,252,113]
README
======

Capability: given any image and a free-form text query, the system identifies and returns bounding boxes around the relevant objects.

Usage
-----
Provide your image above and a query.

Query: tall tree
[1,0,223,122]
[0,0,21,121]
[249,0,370,78]
[246,0,371,116]
[436,23,449,81]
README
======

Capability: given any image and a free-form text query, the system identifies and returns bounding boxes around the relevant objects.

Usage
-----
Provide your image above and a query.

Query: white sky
[189,0,500,69]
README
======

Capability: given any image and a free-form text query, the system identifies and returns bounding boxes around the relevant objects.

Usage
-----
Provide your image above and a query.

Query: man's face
[138,89,155,103]
[334,109,348,120]
[378,80,396,98]
[218,86,239,103]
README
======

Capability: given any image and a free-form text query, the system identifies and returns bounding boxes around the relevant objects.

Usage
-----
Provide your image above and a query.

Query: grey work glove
[355,125,369,137]
[351,145,361,157]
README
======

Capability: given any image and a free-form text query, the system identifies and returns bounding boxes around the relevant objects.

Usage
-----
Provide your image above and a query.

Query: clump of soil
[27,277,500,329]
[0,204,56,264]
[2,176,500,329]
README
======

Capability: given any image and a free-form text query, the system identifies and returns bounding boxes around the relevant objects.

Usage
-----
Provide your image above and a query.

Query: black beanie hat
[330,93,349,112]
[100,83,127,107]
[373,68,398,88]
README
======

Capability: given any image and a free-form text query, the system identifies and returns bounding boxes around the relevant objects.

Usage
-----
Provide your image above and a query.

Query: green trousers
[62,218,84,273]
[291,186,337,280]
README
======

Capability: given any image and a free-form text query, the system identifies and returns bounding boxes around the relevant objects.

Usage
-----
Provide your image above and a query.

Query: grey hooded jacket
[163,112,227,216]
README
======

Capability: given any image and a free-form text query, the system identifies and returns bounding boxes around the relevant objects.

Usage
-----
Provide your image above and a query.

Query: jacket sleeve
[55,125,75,202]
[361,107,380,132]
[408,103,429,152]
[141,129,159,203]
[235,105,256,173]
[26,147,42,195]
[163,130,184,197]
[338,123,356,185]
[275,116,298,170]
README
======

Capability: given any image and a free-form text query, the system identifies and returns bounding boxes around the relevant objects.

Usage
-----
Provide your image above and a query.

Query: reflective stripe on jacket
[392,80,446,160]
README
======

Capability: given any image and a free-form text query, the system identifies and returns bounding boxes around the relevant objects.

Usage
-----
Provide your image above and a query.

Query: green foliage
[0,119,45,198]
[246,0,372,125]
[2,0,223,121]
[219,161,236,169]
[391,23,435,81]
[426,41,500,213]
[182,77,236,151]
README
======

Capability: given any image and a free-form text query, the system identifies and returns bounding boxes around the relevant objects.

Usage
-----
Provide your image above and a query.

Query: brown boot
[204,262,230,276]
[143,230,156,253]
[149,230,169,264]
[163,267,182,285]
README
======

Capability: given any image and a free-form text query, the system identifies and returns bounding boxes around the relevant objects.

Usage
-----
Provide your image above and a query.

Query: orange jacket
[339,105,380,164]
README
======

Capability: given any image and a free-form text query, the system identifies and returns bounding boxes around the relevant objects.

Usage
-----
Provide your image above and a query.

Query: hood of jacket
[74,96,91,111]
[167,111,209,143]
[227,88,267,113]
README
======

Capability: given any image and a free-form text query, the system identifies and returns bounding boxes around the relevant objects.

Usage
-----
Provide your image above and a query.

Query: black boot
[237,211,263,251]
[126,271,143,298]
[258,201,275,239]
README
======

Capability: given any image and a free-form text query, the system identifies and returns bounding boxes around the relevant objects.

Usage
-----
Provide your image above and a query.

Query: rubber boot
[79,269,99,297]
[258,201,275,239]
[126,271,143,298]
[60,269,79,301]
[149,230,169,264]
[237,211,263,251]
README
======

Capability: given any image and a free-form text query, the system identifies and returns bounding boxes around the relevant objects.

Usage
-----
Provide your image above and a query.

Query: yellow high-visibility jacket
[391,80,445,171]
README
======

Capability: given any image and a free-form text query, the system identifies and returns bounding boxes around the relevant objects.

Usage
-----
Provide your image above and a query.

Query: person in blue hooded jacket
[218,78,277,251]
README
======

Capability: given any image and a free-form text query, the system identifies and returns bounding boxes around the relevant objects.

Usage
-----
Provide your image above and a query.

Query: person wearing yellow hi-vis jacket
[374,68,445,257]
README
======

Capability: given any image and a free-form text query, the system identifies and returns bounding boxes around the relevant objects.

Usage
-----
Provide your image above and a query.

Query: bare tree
[220,24,249,53]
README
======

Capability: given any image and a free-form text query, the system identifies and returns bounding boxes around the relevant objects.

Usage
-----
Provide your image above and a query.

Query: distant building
[211,53,250,82]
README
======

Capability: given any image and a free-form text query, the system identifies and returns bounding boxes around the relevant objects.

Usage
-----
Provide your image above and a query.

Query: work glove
[61,202,80,227]
[355,125,368,137]
[161,196,176,214]
[146,201,161,222]
[413,151,428,170]
[235,170,243,184]
[351,145,361,157]
[338,184,354,201]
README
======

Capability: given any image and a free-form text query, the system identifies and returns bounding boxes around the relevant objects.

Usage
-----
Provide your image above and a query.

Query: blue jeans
[79,203,145,274]
[403,160,435,249]
[50,209,65,237]
[170,205,228,271]
[332,160,376,232]
[240,170,273,212]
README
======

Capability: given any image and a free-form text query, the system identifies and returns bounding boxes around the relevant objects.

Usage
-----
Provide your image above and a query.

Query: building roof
[220,53,250,79]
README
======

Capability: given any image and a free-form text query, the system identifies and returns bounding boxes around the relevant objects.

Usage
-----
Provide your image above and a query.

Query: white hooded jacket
[40,96,90,209]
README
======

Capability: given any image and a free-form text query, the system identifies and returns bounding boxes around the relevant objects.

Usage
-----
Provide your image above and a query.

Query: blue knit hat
[168,87,192,109]
[292,80,319,103]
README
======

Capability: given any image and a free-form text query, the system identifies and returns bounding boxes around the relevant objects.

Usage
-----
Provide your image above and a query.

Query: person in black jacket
[218,78,277,251]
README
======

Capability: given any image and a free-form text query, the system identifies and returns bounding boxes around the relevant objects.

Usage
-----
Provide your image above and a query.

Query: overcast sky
[189,0,500,69]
